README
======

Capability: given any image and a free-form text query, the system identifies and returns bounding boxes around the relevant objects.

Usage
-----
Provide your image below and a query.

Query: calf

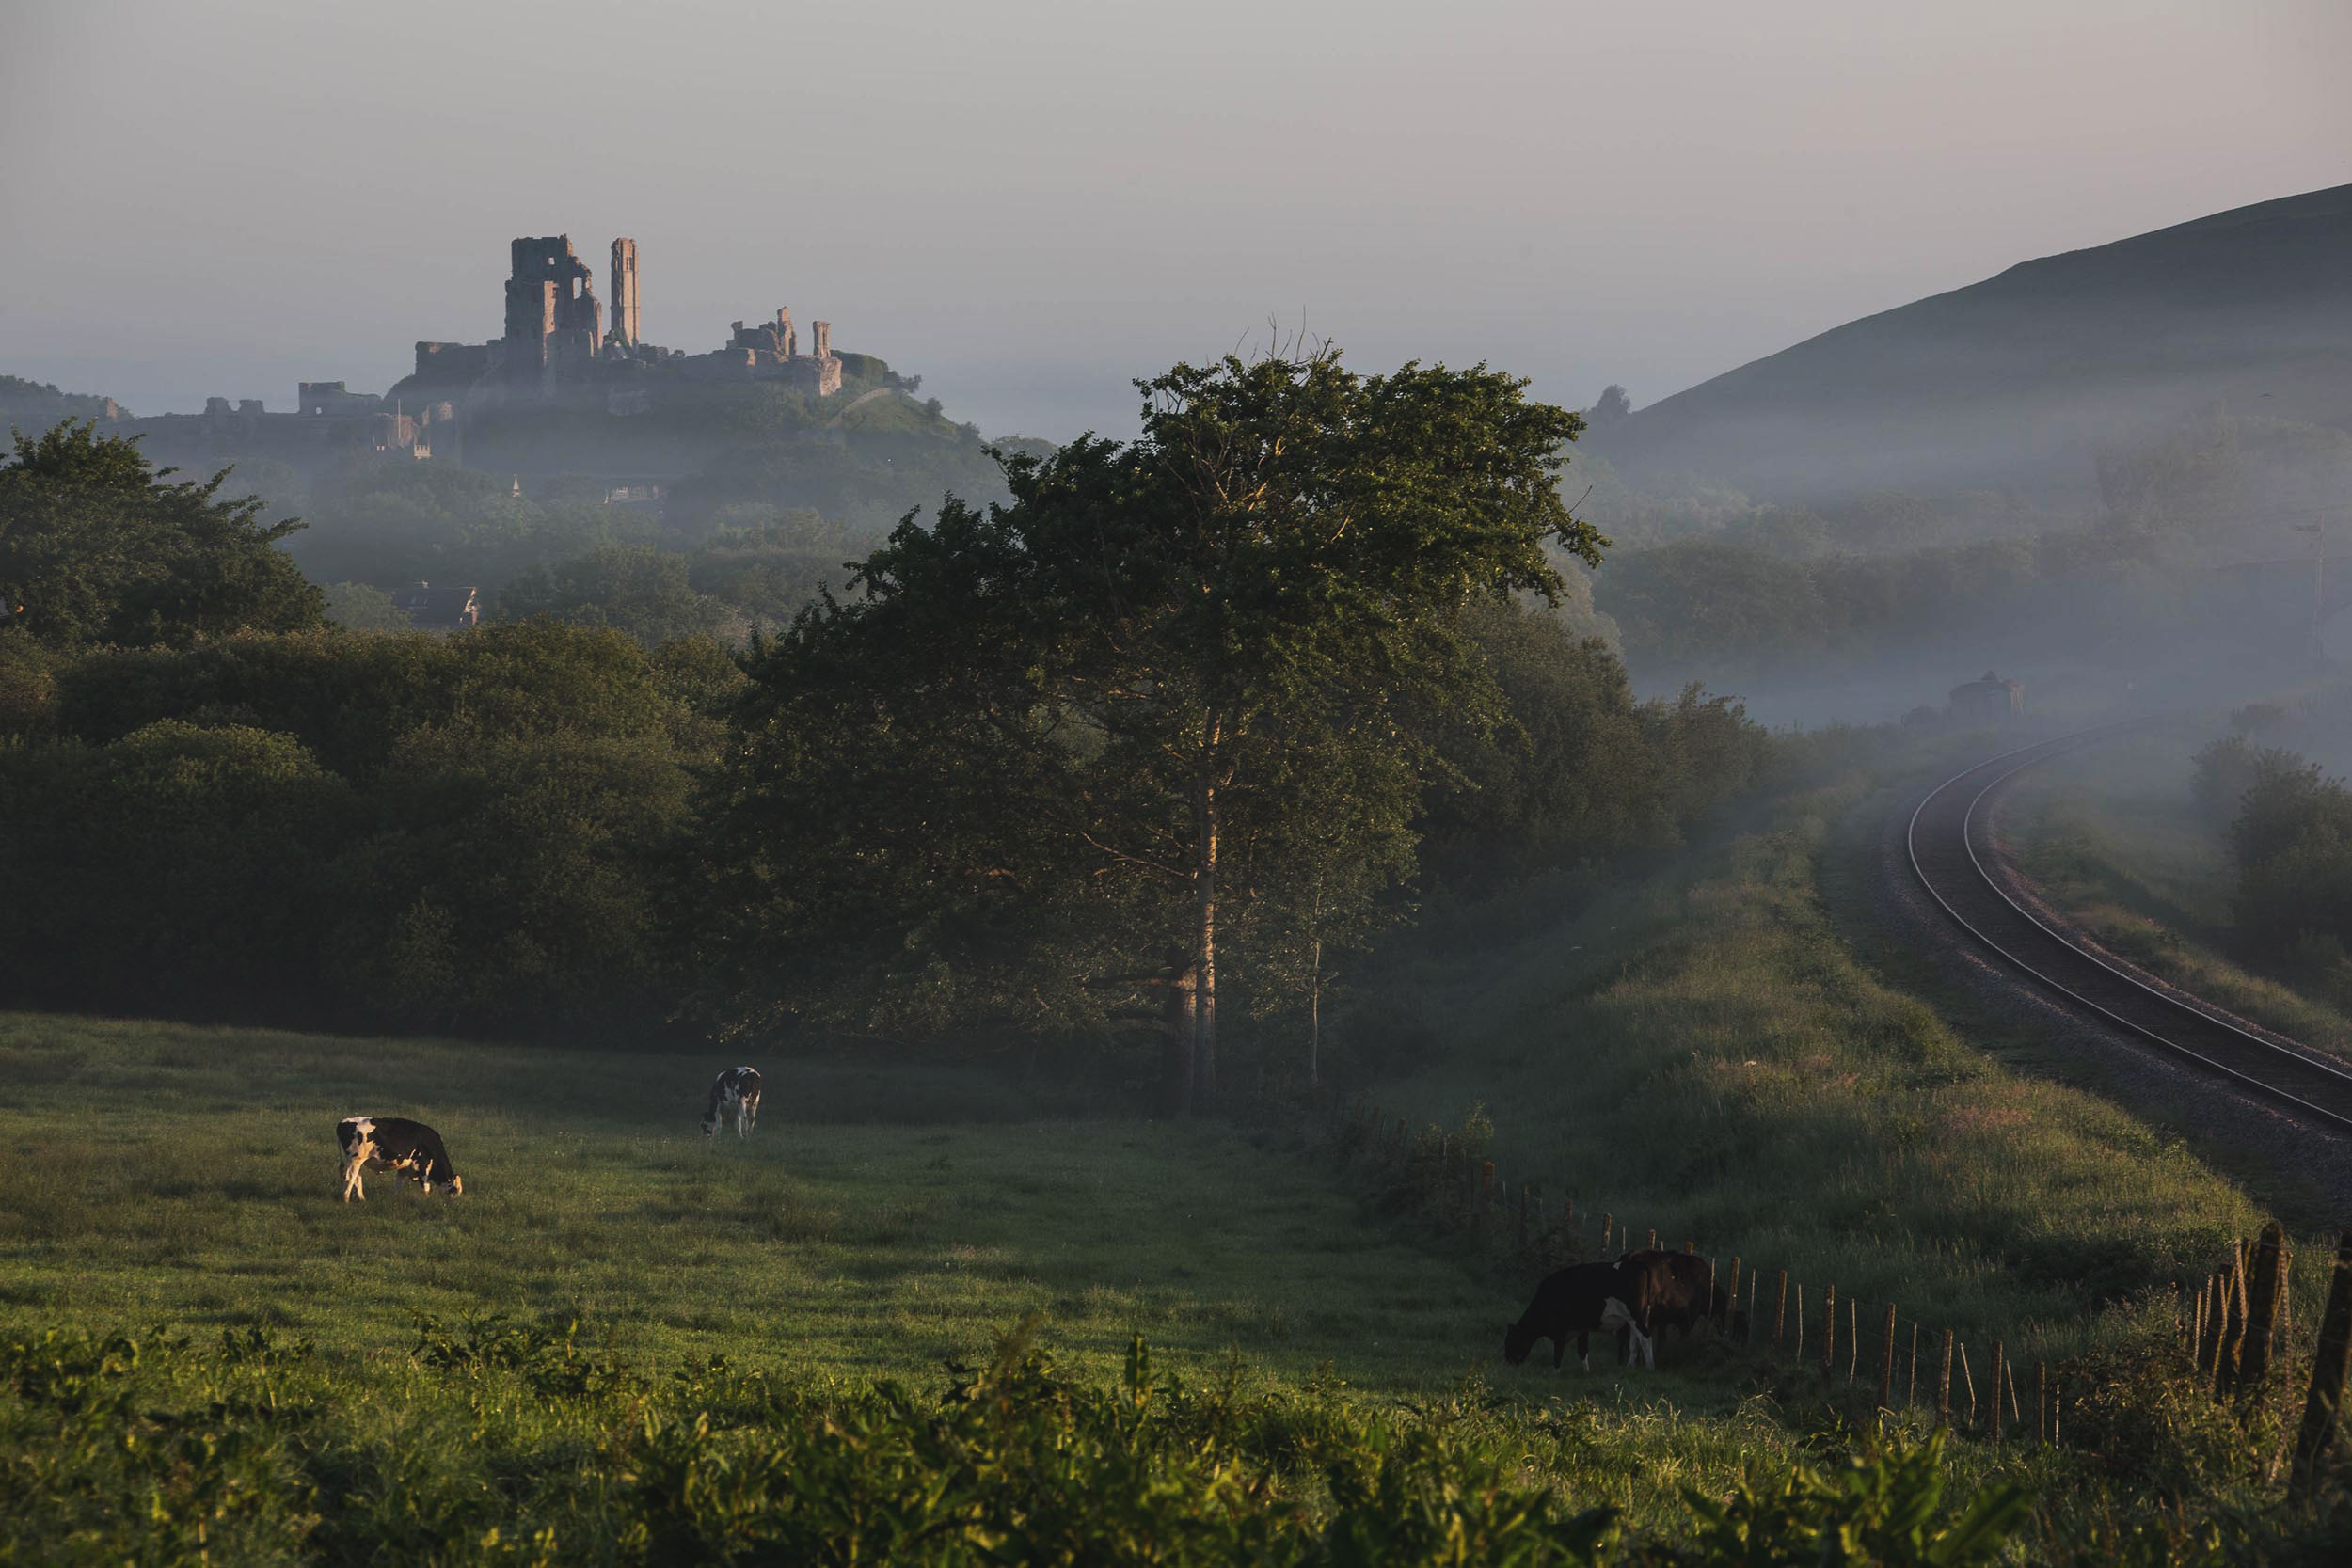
[1616,1249,1738,1349]
[701,1066,763,1139]
[1502,1261,1657,1371]
[337,1116,463,1202]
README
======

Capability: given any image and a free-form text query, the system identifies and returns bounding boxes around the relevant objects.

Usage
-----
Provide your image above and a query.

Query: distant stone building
[115,232,853,474]
[395,583,481,632]
[401,232,845,404]
[1947,670,2025,724]
[122,383,439,466]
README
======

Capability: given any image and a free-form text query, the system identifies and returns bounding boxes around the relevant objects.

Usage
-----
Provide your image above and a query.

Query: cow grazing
[1616,1249,1739,1348]
[702,1067,763,1139]
[337,1116,463,1202]
[1502,1261,1657,1371]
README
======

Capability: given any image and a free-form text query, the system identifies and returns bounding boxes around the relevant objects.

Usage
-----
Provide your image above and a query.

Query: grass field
[1,1012,2016,1559]
[0,1012,1534,1400]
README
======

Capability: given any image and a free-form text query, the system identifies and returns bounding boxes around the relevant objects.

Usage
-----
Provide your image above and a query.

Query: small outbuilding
[1947,670,2025,725]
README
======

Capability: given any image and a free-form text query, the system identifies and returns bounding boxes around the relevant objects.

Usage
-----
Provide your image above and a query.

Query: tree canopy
[709,348,1599,1109]
[0,420,322,648]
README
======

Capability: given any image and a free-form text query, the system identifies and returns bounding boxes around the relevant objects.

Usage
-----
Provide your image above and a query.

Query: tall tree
[712,348,1598,1107]
[0,420,322,648]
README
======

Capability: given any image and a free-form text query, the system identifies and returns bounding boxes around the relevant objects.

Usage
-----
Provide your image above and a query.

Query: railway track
[1906,723,2352,1137]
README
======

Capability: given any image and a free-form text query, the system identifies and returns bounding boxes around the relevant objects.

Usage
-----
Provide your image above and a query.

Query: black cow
[1616,1249,1738,1349]
[702,1066,763,1139]
[1502,1262,1657,1371]
[337,1116,463,1201]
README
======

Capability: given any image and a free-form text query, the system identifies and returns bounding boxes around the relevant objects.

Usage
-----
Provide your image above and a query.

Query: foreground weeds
[6,1315,2345,1565]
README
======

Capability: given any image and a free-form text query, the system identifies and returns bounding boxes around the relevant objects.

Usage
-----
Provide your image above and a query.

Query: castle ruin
[411,232,843,400]
[116,233,850,471]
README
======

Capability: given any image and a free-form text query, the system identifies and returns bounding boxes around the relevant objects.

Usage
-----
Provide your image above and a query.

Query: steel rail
[1904,722,2352,1137]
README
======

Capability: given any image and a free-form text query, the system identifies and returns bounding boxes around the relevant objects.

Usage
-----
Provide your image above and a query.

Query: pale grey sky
[4,0,2345,438]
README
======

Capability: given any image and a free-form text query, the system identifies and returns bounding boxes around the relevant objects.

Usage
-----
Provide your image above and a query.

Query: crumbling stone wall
[502,237,601,385]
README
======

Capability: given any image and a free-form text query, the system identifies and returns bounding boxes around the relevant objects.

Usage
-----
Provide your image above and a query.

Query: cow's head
[700,1109,721,1136]
[1502,1320,1535,1366]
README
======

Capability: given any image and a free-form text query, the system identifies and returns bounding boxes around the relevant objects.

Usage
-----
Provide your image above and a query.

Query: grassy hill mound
[1597,183,2352,500]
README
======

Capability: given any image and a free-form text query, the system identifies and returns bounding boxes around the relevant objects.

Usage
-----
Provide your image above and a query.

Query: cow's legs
[1576,1331,1592,1371]
[341,1155,368,1202]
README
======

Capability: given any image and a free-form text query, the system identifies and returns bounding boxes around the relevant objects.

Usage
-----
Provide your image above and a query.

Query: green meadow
[0,1011,1522,1399]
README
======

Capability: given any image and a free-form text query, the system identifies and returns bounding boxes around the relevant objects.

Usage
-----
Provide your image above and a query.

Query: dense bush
[2225,749,2352,990]
[0,623,730,1036]
[1422,599,1767,877]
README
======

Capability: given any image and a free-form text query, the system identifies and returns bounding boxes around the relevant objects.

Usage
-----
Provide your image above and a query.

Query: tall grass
[1347,768,2275,1369]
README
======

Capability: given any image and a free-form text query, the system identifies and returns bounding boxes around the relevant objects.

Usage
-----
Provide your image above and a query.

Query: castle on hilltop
[119,234,848,469]
[408,234,843,403]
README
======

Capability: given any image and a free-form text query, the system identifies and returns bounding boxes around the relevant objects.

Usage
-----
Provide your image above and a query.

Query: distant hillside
[0,375,125,437]
[1597,183,2352,500]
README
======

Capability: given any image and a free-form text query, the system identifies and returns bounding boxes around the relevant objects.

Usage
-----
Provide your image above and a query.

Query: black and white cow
[1502,1261,1657,1371]
[701,1067,763,1139]
[337,1116,463,1202]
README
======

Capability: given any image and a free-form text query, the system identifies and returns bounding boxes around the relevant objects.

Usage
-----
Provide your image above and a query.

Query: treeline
[1596,525,2179,676]
[2,369,1770,1085]
[2194,733,2352,999]
[1586,410,2352,678]
[274,462,885,644]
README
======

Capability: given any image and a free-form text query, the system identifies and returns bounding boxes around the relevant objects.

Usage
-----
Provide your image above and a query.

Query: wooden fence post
[1725,1258,1742,1335]
[1877,1303,1897,1412]
[1772,1271,1788,1352]
[2036,1360,2048,1445]
[1988,1341,2006,1442]
[1849,1297,1860,1385]
[2290,1231,2352,1506]
[1705,1256,1718,1335]
[2283,1249,2296,1352]
[2217,1252,2249,1397]
[1602,1212,1613,1256]
[1648,1228,1659,1251]
[1746,1272,1758,1346]
[1936,1329,1954,1428]
[1908,1322,1920,1408]
[1685,1239,1696,1254]
[1960,1342,1978,1429]
[1821,1283,1836,1380]
[2242,1220,2288,1390]
[1795,1284,1805,1365]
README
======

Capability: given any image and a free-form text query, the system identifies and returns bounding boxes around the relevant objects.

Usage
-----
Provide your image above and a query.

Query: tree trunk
[1158,952,1197,1118]
[1191,736,1220,1106]
[1309,937,1322,1089]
